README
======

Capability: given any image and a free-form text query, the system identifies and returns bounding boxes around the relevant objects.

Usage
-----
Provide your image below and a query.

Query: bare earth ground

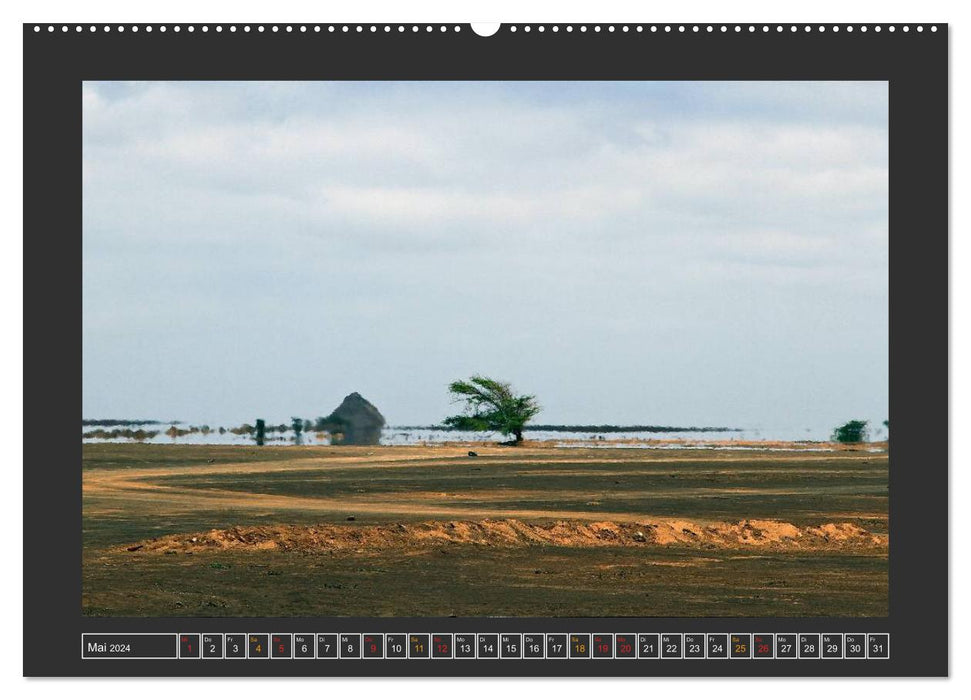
[82,442,888,617]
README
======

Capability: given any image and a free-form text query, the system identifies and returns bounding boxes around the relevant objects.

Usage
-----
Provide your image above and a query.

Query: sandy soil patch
[122,517,887,555]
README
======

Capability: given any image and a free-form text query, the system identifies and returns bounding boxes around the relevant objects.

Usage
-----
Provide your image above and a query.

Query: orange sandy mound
[122,518,887,554]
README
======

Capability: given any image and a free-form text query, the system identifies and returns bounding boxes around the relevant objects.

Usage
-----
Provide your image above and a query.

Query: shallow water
[81,422,887,448]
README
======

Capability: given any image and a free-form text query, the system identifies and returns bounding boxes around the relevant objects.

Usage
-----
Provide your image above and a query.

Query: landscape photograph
[82,80,889,618]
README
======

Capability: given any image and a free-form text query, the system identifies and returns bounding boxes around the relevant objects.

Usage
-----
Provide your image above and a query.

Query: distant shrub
[832,420,869,443]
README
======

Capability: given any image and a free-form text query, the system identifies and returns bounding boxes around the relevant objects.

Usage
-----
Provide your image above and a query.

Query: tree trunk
[513,428,523,444]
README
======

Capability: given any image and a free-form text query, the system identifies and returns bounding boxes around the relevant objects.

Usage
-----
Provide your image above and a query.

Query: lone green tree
[832,419,869,443]
[443,375,540,444]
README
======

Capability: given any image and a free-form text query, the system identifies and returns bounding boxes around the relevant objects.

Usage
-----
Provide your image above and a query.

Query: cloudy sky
[82,81,888,432]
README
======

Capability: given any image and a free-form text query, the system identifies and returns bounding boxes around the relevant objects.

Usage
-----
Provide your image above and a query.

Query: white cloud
[82,81,888,428]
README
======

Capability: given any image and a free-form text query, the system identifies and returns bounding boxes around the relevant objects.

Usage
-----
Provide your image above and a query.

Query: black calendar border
[23,22,948,677]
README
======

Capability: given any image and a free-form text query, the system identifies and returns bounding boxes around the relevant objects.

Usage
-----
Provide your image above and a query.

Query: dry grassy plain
[82,442,888,617]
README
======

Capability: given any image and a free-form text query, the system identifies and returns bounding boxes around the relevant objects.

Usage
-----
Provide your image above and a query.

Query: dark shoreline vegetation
[82,419,178,427]
[83,424,223,440]
[82,428,161,441]
[394,424,742,433]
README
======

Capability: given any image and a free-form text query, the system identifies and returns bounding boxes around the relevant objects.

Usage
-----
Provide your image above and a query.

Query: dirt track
[84,444,888,524]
